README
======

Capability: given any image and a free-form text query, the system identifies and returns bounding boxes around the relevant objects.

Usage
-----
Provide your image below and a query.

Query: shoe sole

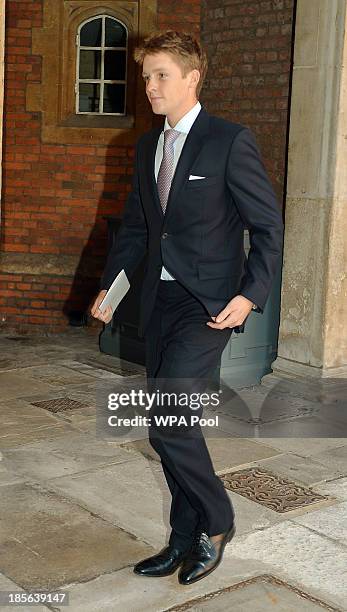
[178,523,236,586]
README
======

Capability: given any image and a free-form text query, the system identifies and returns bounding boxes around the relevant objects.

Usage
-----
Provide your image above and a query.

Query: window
[76,15,128,115]
[28,0,157,145]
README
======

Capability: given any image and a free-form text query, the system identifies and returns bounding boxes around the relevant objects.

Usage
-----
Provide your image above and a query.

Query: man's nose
[146,77,157,93]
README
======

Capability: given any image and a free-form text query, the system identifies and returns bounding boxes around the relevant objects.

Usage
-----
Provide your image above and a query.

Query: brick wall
[200,0,295,203]
[0,0,200,334]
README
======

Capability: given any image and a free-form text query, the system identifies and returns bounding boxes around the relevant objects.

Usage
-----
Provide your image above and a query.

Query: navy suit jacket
[100,106,284,337]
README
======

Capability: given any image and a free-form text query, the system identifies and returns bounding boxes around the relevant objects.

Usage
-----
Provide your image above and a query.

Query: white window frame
[75,14,128,115]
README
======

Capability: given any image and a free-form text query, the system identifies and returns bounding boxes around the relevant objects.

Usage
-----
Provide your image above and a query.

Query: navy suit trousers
[145,280,235,551]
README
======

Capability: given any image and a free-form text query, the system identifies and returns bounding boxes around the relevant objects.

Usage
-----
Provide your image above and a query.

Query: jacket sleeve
[225,127,284,311]
[99,139,148,291]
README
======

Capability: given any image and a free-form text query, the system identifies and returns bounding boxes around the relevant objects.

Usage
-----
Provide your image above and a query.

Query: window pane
[103,84,125,113]
[105,18,126,47]
[79,83,100,112]
[79,50,101,79]
[104,51,126,80]
[80,18,102,47]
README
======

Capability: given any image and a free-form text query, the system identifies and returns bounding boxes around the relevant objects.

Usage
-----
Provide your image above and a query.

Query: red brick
[4,244,29,252]
[67,146,96,155]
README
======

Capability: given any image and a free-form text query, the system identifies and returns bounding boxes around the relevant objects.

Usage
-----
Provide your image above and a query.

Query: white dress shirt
[155,101,202,280]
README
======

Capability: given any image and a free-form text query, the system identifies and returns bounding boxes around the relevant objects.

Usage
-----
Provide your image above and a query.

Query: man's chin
[149,99,166,115]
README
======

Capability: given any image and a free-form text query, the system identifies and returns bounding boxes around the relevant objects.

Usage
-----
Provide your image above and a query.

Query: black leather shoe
[134,545,191,577]
[178,523,236,585]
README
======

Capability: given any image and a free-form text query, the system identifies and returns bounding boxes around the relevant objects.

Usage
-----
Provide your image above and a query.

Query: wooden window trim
[76,15,128,116]
[27,0,157,145]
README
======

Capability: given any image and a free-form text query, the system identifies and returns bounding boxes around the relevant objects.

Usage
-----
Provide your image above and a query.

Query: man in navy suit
[91,30,283,585]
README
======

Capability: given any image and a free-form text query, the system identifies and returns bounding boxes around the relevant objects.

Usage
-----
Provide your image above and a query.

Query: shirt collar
[163,101,202,135]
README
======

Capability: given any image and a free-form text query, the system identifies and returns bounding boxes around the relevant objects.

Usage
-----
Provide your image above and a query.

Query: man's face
[142,51,199,119]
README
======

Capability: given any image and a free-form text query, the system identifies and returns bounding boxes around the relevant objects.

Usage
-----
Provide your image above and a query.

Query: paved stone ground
[0,328,346,612]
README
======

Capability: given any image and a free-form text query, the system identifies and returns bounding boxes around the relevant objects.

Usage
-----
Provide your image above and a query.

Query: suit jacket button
[161,232,168,239]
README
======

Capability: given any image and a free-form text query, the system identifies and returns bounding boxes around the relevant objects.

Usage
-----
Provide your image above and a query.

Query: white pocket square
[189,175,206,180]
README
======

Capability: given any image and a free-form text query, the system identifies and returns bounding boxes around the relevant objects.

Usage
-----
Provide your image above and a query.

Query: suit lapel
[144,107,211,222]
[146,126,163,218]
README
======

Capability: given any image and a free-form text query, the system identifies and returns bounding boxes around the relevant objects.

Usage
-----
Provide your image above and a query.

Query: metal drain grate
[221,466,329,513]
[30,397,89,413]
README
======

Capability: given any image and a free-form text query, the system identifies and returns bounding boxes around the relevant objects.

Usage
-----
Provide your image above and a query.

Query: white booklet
[98,269,130,314]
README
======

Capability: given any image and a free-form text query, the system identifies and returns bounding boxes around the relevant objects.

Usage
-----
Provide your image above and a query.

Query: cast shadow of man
[61,107,161,336]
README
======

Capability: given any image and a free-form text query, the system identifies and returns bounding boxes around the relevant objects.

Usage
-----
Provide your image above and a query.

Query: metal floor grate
[220,466,330,512]
[30,397,89,413]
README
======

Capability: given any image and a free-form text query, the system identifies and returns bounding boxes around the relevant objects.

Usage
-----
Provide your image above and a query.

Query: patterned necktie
[157,128,181,214]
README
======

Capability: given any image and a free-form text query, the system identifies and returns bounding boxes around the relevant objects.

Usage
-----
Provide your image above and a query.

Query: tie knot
[163,128,181,147]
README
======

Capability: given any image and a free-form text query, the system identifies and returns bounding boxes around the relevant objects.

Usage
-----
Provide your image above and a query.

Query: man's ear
[189,69,200,90]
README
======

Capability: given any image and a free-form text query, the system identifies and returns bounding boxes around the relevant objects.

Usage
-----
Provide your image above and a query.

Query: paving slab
[166,576,340,611]
[227,520,347,609]
[0,454,25,487]
[247,415,346,438]
[14,364,94,388]
[68,418,97,434]
[124,437,283,473]
[307,444,347,473]
[316,476,347,500]
[0,399,78,449]
[291,500,347,545]
[0,422,77,450]
[0,482,152,591]
[2,432,139,480]
[55,359,142,380]
[0,354,49,372]
[224,489,289,534]
[209,438,289,474]
[0,399,63,433]
[0,372,57,400]
[67,353,146,376]
[252,452,345,485]
[248,437,347,456]
[217,383,320,424]
[48,459,172,548]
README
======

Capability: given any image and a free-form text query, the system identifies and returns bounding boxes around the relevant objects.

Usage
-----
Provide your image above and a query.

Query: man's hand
[206,295,254,330]
[90,290,113,324]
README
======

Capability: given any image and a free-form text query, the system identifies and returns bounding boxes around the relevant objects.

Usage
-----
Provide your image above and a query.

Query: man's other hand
[206,295,254,329]
[90,290,113,324]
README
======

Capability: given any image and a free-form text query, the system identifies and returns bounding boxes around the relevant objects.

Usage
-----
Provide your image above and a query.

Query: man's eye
[159,73,167,79]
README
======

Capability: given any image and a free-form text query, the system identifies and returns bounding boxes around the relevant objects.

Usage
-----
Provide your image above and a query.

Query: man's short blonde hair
[134,30,208,97]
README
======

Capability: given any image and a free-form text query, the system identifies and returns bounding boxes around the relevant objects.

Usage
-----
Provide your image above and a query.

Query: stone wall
[275,0,347,376]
